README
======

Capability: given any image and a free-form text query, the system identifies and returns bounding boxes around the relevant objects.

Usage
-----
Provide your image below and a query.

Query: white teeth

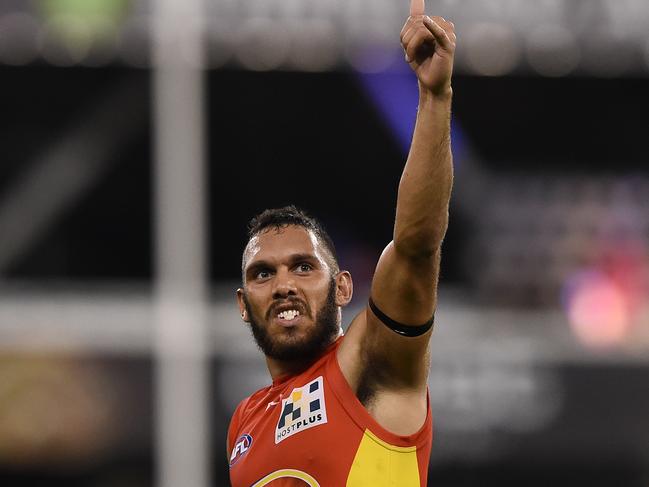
[278,309,300,320]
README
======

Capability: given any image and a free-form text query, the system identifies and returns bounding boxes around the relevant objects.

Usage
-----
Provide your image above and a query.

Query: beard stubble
[243,279,339,362]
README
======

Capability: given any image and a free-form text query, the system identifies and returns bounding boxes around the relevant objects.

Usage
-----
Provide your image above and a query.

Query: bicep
[350,241,440,389]
[339,240,440,394]
[370,241,439,379]
[371,240,440,327]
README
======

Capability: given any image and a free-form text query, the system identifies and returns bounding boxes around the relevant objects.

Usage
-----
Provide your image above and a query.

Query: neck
[266,328,343,381]
[266,356,312,381]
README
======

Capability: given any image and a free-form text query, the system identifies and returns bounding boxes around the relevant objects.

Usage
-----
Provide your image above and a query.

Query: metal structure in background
[152,0,209,486]
[1,0,649,76]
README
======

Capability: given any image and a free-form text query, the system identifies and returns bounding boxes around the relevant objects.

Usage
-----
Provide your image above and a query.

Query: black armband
[368,297,435,337]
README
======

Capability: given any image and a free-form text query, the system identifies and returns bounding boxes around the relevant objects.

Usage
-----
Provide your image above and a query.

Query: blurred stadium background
[1,0,648,486]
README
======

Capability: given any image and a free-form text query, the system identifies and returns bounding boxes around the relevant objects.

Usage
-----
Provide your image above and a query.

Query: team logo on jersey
[252,469,320,486]
[275,376,327,444]
[229,434,253,466]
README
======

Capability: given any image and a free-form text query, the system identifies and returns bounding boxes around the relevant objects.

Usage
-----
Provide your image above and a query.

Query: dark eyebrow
[287,253,320,265]
[245,253,320,278]
[245,260,272,279]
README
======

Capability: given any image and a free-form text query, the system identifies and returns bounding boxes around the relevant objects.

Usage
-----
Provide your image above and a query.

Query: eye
[255,269,272,280]
[296,262,313,273]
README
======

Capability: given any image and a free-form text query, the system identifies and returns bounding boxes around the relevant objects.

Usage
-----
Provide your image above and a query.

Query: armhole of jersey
[326,342,432,450]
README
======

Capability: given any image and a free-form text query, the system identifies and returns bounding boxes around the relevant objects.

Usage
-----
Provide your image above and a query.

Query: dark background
[4,68,648,281]
[1,64,648,487]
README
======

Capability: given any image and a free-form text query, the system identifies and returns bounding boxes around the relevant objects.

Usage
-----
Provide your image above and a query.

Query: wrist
[418,84,453,105]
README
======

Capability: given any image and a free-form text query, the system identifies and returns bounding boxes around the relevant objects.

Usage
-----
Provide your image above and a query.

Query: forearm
[394,86,453,257]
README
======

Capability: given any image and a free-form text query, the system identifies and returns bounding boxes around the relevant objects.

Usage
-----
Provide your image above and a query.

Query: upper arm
[372,240,440,328]
[339,240,440,391]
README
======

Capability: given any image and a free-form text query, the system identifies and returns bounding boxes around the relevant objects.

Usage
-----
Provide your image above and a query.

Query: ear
[236,288,250,322]
[334,271,353,307]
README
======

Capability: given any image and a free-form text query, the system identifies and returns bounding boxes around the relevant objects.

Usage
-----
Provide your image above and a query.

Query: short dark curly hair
[242,205,339,279]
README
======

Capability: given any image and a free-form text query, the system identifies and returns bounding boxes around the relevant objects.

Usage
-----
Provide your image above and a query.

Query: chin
[245,279,339,361]
[267,331,323,361]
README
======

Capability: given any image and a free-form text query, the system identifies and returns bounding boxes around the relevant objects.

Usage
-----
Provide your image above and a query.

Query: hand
[400,0,456,97]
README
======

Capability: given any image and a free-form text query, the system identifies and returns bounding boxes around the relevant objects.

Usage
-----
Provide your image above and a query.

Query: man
[228,0,455,484]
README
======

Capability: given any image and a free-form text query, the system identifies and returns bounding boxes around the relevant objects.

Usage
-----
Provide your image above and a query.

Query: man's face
[238,225,342,361]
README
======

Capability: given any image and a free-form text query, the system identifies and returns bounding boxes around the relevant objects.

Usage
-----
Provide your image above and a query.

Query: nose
[272,267,297,300]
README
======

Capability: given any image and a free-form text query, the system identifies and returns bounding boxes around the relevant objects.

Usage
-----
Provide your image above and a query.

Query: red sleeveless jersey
[227,336,433,486]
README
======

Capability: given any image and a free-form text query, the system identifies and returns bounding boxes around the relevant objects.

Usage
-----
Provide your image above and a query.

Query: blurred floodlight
[0,12,41,65]
[37,0,129,65]
[206,23,235,69]
[342,0,399,74]
[0,0,648,75]
[465,23,520,76]
[581,32,636,77]
[46,14,99,64]
[37,0,129,35]
[605,0,649,39]
[288,20,340,72]
[80,26,118,67]
[39,18,79,66]
[118,15,150,67]
[273,0,302,18]
[241,0,276,18]
[345,21,399,74]
[566,271,631,349]
[474,174,649,312]
[236,17,290,71]
[526,24,580,77]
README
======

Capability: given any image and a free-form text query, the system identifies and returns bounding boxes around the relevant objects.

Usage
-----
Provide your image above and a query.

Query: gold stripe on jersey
[252,468,320,486]
[346,429,420,486]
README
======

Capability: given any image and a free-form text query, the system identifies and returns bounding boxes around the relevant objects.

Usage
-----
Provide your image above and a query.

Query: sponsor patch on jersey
[275,376,327,444]
[229,434,253,466]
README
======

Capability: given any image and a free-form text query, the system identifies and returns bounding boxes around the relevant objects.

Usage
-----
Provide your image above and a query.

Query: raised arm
[338,0,456,412]
[381,7,455,324]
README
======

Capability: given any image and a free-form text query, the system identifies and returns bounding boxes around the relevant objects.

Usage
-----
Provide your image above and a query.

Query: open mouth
[277,309,300,321]
[273,306,304,327]
[268,300,308,327]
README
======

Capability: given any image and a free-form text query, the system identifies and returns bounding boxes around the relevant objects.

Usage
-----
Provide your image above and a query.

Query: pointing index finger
[410,0,425,16]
